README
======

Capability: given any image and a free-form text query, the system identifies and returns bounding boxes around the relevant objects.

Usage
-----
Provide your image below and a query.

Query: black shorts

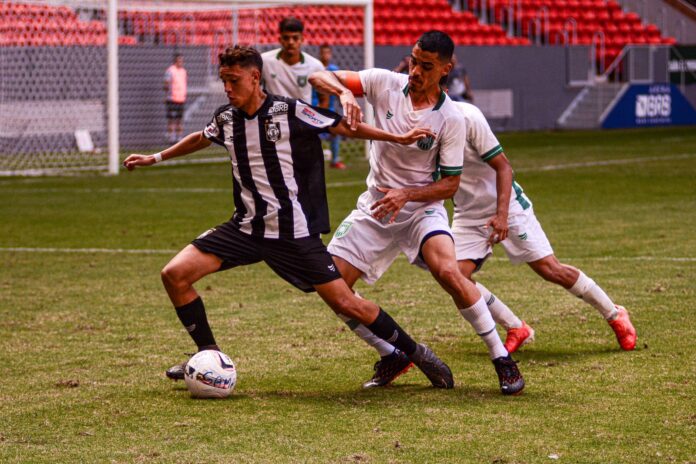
[166,101,184,120]
[191,221,341,293]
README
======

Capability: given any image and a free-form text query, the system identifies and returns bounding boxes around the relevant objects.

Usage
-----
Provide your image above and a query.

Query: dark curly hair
[218,45,263,72]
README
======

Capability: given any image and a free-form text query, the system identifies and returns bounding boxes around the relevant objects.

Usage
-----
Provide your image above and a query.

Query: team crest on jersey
[334,220,352,238]
[417,136,435,151]
[265,120,282,142]
[297,75,308,87]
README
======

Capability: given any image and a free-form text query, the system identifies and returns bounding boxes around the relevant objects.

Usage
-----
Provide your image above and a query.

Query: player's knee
[433,263,461,288]
[160,264,188,291]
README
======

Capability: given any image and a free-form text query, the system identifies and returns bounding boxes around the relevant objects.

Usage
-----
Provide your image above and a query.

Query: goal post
[0,0,374,176]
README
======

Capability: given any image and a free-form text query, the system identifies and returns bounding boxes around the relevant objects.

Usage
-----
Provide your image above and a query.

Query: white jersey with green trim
[261,48,325,102]
[359,68,466,191]
[451,101,532,226]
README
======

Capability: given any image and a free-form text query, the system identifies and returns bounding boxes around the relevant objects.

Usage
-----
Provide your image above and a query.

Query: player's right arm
[309,70,363,130]
[123,131,211,171]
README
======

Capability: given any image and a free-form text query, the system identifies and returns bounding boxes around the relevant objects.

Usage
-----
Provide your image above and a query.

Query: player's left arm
[485,153,513,244]
[329,120,434,145]
[123,131,211,171]
[370,175,460,223]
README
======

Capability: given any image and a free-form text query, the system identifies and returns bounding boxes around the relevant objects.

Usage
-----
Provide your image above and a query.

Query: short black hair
[416,30,454,62]
[219,45,263,73]
[279,17,304,33]
[173,53,182,61]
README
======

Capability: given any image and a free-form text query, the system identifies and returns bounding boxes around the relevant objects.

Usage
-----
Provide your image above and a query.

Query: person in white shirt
[261,17,326,104]
[310,30,525,395]
[448,100,636,353]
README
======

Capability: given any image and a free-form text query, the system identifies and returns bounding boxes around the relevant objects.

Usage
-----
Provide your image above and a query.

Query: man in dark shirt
[123,45,454,389]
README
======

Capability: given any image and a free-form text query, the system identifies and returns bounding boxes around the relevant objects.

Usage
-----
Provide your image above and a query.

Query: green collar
[276,50,305,64]
[402,84,447,111]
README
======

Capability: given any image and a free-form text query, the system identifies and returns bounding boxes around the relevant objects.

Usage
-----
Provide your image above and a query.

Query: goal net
[0,0,372,176]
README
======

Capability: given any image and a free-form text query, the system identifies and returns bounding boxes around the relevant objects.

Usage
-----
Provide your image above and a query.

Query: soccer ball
[184,350,237,399]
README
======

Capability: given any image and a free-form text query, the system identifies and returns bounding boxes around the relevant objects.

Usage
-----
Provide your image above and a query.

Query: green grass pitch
[1,127,695,463]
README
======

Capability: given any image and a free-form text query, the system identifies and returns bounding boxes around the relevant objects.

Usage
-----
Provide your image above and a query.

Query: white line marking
[0,153,692,194]
[1,247,695,262]
[514,153,696,173]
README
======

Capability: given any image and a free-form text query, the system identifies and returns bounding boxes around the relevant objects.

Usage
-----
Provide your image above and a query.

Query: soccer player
[123,45,454,389]
[261,17,325,104]
[309,31,525,395]
[339,99,638,385]
[447,100,637,353]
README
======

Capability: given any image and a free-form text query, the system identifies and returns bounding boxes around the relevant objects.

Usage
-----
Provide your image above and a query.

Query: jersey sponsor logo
[386,110,394,119]
[204,122,219,138]
[216,111,234,123]
[334,220,352,238]
[518,233,528,241]
[297,105,334,127]
[417,135,435,150]
[297,75,308,87]
[265,120,282,142]
[268,101,289,115]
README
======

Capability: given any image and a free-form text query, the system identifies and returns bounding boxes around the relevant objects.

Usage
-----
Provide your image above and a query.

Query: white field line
[514,153,696,173]
[0,247,695,262]
[0,153,694,194]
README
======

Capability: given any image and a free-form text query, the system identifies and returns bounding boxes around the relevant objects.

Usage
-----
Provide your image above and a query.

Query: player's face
[408,45,452,93]
[219,65,261,109]
[320,47,332,64]
[279,31,303,58]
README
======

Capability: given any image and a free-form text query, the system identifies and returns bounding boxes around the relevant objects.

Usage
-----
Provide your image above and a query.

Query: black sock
[366,308,418,357]
[175,297,217,349]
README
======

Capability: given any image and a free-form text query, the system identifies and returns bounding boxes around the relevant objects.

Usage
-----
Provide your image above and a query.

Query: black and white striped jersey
[203,94,341,239]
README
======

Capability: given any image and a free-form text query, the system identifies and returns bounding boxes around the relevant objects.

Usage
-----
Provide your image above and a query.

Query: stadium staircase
[556,81,624,128]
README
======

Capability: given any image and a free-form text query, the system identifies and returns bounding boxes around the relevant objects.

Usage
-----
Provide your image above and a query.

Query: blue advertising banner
[602,84,696,129]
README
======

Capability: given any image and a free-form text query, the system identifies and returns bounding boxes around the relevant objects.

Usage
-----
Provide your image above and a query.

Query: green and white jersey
[451,101,532,226]
[261,48,325,102]
[359,68,466,191]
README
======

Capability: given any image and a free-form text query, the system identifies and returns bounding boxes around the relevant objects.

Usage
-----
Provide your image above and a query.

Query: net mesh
[0,0,367,175]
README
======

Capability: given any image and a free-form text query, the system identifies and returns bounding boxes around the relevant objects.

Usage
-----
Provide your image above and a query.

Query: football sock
[175,296,217,349]
[476,282,522,330]
[567,271,618,320]
[366,308,418,357]
[459,296,508,359]
[338,313,396,357]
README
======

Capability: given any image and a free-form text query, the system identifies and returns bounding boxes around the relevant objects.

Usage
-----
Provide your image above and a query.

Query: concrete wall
[376,45,586,131]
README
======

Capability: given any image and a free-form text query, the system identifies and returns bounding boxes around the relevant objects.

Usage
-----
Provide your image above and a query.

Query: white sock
[567,271,617,320]
[459,297,508,359]
[337,313,396,357]
[476,282,522,330]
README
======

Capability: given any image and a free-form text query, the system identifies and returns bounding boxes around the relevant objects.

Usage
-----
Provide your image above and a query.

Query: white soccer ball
[184,350,237,399]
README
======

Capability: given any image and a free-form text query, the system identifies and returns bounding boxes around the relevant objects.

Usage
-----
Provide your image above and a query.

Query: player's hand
[371,187,410,224]
[339,90,363,130]
[123,154,156,171]
[395,127,436,145]
[485,214,509,245]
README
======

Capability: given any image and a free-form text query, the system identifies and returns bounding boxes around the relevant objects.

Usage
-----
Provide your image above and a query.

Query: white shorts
[328,192,452,284]
[452,207,554,266]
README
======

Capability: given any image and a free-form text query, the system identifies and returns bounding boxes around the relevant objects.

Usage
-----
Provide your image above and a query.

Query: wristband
[152,152,163,163]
